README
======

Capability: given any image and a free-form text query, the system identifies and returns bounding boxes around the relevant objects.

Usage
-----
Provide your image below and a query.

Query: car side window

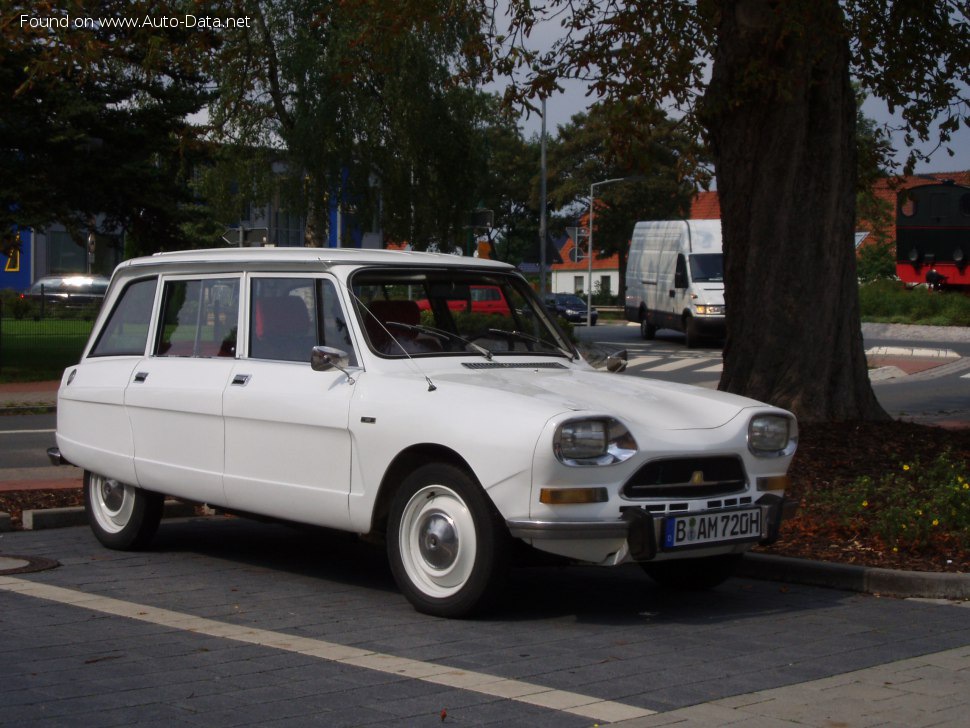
[250,278,316,363]
[155,278,239,358]
[88,277,158,357]
[249,277,357,365]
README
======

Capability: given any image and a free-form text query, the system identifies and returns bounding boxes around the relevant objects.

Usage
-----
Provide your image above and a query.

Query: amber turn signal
[539,487,609,505]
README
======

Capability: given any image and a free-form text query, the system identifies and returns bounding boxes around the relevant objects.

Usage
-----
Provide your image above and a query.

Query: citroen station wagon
[51,248,798,617]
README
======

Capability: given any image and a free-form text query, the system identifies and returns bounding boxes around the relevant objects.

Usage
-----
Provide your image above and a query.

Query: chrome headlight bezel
[554,417,638,467]
[748,414,798,458]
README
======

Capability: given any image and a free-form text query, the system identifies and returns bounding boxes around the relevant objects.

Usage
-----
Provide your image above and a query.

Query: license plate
[662,508,763,550]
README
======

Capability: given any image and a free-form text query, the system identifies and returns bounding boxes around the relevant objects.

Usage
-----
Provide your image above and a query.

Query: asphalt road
[0,413,57,469]
[576,322,970,422]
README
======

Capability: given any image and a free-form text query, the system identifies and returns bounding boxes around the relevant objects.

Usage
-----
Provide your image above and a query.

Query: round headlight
[748,415,796,457]
[554,417,638,466]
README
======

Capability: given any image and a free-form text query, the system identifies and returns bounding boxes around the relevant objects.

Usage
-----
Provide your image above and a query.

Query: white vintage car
[52,248,797,617]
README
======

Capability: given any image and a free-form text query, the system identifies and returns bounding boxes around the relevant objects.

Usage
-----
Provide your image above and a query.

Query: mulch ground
[756,420,970,572]
[3,421,969,572]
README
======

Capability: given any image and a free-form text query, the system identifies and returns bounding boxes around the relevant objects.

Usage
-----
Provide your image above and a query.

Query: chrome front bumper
[506,494,798,562]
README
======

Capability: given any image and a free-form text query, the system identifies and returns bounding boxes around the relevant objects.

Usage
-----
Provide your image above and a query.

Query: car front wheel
[84,471,164,550]
[388,464,510,618]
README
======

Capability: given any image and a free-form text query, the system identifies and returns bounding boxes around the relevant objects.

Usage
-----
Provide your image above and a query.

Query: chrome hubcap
[100,479,126,513]
[418,511,458,570]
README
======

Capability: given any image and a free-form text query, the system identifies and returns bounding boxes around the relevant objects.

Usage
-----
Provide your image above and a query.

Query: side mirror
[311,346,356,383]
[606,349,628,373]
[311,346,348,371]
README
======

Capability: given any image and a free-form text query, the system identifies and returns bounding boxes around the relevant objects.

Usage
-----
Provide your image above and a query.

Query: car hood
[430,362,762,430]
[695,285,724,302]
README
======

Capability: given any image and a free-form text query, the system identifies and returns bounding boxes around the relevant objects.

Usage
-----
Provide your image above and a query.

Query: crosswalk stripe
[626,355,662,365]
[641,358,705,372]
[695,363,723,373]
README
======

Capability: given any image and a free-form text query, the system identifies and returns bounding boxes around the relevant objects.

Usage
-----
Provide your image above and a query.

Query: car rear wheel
[640,316,656,340]
[388,463,510,618]
[641,554,742,590]
[84,471,164,550]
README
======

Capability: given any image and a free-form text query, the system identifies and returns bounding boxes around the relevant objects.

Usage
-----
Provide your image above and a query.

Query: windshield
[556,295,587,308]
[350,268,575,359]
[689,253,723,283]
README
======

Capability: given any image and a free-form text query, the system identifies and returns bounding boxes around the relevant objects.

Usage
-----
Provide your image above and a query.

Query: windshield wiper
[486,329,576,360]
[387,322,493,360]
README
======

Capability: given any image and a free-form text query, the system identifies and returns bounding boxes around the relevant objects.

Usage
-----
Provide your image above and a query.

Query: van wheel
[640,317,656,340]
[684,315,699,349]
[84,471,164,550]
[388,464,510,618]
[641,554,741,590]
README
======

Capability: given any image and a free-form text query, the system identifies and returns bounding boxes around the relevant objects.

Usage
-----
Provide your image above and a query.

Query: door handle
[133,372,149,383]
[231,374,251,386]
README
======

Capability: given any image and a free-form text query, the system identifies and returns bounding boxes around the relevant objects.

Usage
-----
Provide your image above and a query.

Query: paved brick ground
[3,519,970,726]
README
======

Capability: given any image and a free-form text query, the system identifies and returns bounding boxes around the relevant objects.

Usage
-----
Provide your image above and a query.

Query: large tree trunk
[704,0,887,423]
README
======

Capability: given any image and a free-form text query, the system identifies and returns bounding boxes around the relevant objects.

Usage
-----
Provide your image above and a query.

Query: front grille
[622,456,747,499]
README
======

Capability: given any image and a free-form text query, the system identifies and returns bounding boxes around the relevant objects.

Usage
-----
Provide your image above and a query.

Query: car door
[125,275,240,505]
[222,275,358,529]
[57,276,158,485]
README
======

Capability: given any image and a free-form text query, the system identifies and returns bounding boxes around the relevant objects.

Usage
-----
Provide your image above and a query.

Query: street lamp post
[587,177,628,327]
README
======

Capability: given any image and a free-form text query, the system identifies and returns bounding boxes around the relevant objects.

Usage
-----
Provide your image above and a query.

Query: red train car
[896,181,970,289]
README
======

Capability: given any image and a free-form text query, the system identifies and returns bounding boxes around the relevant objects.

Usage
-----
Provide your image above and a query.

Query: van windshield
[689,254,723,283]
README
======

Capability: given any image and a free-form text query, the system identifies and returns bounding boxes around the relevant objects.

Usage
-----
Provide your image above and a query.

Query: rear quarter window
[88,277,158,357]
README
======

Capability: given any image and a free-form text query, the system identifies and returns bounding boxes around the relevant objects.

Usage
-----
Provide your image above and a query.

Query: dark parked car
[544,293,598,325]
[22,275,110,311]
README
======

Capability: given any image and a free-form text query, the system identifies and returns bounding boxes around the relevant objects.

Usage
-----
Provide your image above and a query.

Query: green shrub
[858,280,970,326]
[856,238,896,282]
[812,451,970,554]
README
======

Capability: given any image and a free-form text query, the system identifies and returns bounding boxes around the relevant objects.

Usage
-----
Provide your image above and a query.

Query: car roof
[117,247,515,273]
[33,275,110,285]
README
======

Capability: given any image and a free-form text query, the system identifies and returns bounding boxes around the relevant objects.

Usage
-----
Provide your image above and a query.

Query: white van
[624,219,725,347]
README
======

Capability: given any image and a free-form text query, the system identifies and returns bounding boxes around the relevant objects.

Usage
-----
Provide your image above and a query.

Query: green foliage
[209,0,493,248]
[545,99,702,298]
[500,1,969,174]
[813,451,970,554]
[476,113,541,265]
[3,1,218,249]
[0,289,33,320]
[856,239,896,283]
[859,281,970,326]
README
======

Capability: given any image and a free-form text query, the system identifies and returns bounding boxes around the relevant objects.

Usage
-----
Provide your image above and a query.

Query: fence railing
[0,298,98,378]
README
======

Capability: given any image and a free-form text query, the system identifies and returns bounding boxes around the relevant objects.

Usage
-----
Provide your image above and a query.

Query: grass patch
[859,280,970,326]
[0,318,93,382]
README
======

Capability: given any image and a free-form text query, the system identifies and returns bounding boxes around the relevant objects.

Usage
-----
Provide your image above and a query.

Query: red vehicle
[415,284,511,316]
[896,181,970,289]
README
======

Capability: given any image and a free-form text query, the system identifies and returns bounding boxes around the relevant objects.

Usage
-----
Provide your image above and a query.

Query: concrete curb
[5,505,967,600]
[740,552,970,600]
[13,500,202,531]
